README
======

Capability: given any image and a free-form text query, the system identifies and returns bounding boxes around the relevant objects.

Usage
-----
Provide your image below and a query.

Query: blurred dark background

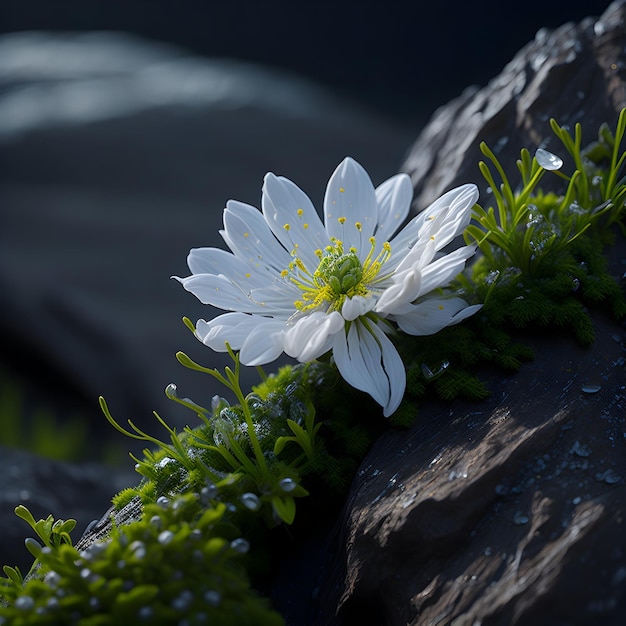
[0,0,613,464]
[1,0,612,123]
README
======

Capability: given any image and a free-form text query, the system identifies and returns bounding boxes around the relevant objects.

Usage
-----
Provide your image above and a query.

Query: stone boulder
[0,445,136,574]
[315,2,626,625]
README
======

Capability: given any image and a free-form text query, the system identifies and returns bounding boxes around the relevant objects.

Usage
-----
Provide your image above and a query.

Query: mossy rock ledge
[317,2,626,624]
[3,2,626,625]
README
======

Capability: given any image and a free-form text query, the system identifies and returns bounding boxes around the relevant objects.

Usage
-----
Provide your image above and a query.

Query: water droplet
[156,496,170,508]
[448,468,468,480]
[44,571,61,587]
[594,20,606,36]
[513,512,529,525]
[572,496,582,505]
[484,547,492,556]
[172,589,194,611]
[129,540,146,559]
[45,597,59,610]
[240,492,261,511]
[149,515,162,529]
[536,148,563,170]
[204,590,221,607]
[231,538,250,554]
[200,483,218,503]
[570,440,591,457]
[15,596,35,610]
[596,469,622,484]
[421,360,450,380]
[80,568,97,582]
[592,175,603,186]
[279,477,297,493]
[158,530,175,545]
[138,606,154,620]
[581,384,601,394]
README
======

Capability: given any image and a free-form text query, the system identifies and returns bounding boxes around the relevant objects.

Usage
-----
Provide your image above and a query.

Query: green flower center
[281,222,391,313]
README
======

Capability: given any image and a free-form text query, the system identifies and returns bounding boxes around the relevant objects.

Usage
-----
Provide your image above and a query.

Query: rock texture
[0,445,136,574]
[316,2,626,625]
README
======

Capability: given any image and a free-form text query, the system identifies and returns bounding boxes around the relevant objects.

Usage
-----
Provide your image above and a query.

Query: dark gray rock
[0,445,136,574]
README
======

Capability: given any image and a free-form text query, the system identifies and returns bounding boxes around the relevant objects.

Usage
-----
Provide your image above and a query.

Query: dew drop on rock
[535,148,563,170]
[570,440,591,457]
[581,384,601,394]
[513,511,529,525]
[596,469,622,484]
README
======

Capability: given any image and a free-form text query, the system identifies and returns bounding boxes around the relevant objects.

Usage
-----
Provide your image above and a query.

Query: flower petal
[240,322,287,365]
[388,183,478,264]
[375,268,421,315]
[261,173,328,269]
[324,157,378,251]
[414,245,476,298]
[186,247,271,290]
[332,320,405,417]
[222,200,292,273]
[176,273,271,313]
[284,311,344,362]
[374,173,413,243]
[393,297,482,335]
[195,312,277,351]
[342,294,376,321]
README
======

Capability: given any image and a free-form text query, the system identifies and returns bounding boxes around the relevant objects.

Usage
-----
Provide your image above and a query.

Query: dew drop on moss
[204,590,221,607]
[172,590,194,611]
[279,477,297,493]
[158,530,175,545]
[138,606,154,620]
[240,493,261,511]
[535,148,563,170]
[15,596,35,610]
[231,538,250,554]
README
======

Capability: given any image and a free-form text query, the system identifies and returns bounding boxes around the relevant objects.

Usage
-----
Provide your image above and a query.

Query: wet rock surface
[315,3,626,624]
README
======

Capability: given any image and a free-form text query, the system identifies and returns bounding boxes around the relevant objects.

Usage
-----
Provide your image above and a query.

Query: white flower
[175,157,481,416]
